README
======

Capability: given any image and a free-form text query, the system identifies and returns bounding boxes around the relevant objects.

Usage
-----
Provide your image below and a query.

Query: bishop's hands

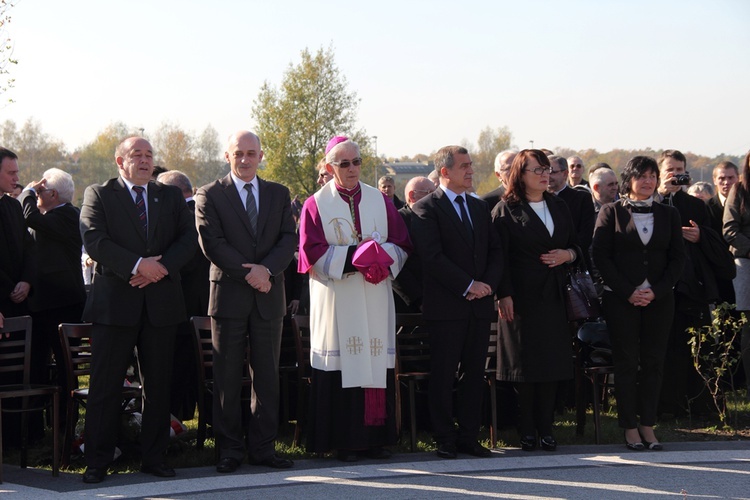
[130,255,168,288]
[242,263,272,293]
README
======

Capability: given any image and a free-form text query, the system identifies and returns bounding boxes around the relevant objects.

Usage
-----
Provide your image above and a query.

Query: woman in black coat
[492,149,580,452]
[592,156,685,450]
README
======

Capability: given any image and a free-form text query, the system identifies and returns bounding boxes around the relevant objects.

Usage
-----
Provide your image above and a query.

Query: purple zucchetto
[325,136,349,154]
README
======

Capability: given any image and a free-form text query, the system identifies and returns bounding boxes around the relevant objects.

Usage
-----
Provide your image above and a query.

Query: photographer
[656,150,735,417]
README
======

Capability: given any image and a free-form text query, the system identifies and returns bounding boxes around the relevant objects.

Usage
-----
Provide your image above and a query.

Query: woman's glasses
[523,166,552,175]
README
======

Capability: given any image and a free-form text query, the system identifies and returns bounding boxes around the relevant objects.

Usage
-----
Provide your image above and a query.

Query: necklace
[338,186,362,242]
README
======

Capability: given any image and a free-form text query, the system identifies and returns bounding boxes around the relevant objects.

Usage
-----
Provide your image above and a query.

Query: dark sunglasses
[330,158,362,169]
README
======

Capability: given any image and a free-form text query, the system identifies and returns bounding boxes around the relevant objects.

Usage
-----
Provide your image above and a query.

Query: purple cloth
[298,183,412,274]
[325,136,349,154]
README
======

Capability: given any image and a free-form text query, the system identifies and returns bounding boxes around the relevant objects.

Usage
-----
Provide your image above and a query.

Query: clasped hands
[130,256,167,288]
[540,249,574,268]
[242,263,271,293]
[629,288,655,307]
[466,281,492,301]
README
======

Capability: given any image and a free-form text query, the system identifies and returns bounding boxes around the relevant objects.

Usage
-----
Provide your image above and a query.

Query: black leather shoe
[82,467,107,484]
[642,440,663,451]
[250,454,294,469]
[141,463,176,478]
[540,436,557,452]
[216,457,241,473]
[337,450,359,462]
[365,447,392,459]
[436,443,457,459]
[457,442,492,458]
[520,435,537,451]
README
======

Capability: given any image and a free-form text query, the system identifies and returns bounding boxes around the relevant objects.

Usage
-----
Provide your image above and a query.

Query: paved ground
[1,441,749,499]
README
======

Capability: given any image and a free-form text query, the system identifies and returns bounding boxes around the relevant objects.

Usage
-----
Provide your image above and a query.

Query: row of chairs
[0,314,612,481]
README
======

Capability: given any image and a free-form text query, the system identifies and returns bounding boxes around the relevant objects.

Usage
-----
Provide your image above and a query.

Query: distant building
[380,160,435,196]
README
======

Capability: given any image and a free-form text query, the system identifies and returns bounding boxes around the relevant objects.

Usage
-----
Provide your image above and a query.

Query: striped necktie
[132,186,147,237]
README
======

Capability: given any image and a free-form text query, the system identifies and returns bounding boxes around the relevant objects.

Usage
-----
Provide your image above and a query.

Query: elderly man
[567,156,588,187]
[80,137,197,483]
[548,155,595,268]
[195,131,296,473]
[589,167,619,212]
[411,145,503,459]
[378,175,404,209]
[156,170,210,421]
[19,168,86,428]
[393,176,434,312]
[298,136,411,462]
[481,150,517,211]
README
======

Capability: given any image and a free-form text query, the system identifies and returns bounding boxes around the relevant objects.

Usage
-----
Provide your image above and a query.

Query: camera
[671,174,691,186]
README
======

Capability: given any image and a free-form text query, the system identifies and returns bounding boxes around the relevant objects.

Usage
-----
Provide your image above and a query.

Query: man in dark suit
[156,170,210,421]
[79,137,198,483]
[548,155,596,269]
[0,147,36,445]
[19,168,86,428]
[411,145,503,459]
[706,161,739,305]
[393,176,434,313]
[0,147,34,321]
[481,150,516,211]
[656,149,731,416]
[195,130,296,473]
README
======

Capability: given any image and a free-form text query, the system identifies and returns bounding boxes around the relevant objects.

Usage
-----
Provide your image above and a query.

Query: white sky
[3,0,749,158]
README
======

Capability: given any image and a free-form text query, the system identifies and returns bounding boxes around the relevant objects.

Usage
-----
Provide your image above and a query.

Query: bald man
[195,131,297,473]
[393,176,435,312]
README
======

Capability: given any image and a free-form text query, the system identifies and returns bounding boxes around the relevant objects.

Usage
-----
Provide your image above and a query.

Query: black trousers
[211,312,282,462]
[603,290,674,429]
[85,314,176,468]
[428,317,490,446]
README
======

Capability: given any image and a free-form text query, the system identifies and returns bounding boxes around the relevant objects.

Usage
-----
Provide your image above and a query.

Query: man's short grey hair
[157,170,193,196]
[326,140,360,164]
[548,155,568,172]
[589,167,616,188]
[567,155,583,165]
[494,149,518,173]
[688,181,715,198]
[43,168,75,203]
[434,145,469,174]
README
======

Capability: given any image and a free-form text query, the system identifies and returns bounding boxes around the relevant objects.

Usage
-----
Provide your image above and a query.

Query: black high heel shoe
[520,435,536,451]
[624,430,644,451]
[641,440,663,450]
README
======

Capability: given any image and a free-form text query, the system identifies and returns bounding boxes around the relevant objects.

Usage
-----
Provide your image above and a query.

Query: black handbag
[564,267,602,321]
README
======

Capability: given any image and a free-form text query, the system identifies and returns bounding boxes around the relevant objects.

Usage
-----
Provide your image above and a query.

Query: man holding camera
[656,149,733,417]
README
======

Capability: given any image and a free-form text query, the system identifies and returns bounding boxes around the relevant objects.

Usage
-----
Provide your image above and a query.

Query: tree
[0,118,68,186]
[193,124,226,187]
[75,122,133,200]
[472,126,513,195]
[152,121,196,179]
[0,0,17,103]
[252,46,368,197]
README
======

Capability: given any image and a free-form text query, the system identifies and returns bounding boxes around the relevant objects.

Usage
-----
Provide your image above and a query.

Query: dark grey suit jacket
[80,177,197,327]
[195,174,297,320]
[411,188,503,321]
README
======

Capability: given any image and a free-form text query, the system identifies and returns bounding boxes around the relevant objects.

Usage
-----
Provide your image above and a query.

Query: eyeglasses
[569,164,583,169]
[524,166,552,175]
[36,188,55,197]
[330,158,362,169]
[413,189,435,195]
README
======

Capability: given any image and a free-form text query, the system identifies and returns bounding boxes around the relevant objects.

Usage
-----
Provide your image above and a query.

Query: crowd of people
[1,136,749,482]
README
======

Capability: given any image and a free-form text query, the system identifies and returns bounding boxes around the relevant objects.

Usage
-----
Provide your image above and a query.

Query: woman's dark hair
[504,149,550,204]
[620,156,659,198]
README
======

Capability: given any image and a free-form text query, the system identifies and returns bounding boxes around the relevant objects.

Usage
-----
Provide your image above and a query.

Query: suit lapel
[114,178,147,243]
[146,181,162,242]
[219,174,257,237]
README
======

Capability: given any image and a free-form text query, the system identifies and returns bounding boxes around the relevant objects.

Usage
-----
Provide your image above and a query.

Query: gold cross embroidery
[346,336,363,355]
[370,338,383,356]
